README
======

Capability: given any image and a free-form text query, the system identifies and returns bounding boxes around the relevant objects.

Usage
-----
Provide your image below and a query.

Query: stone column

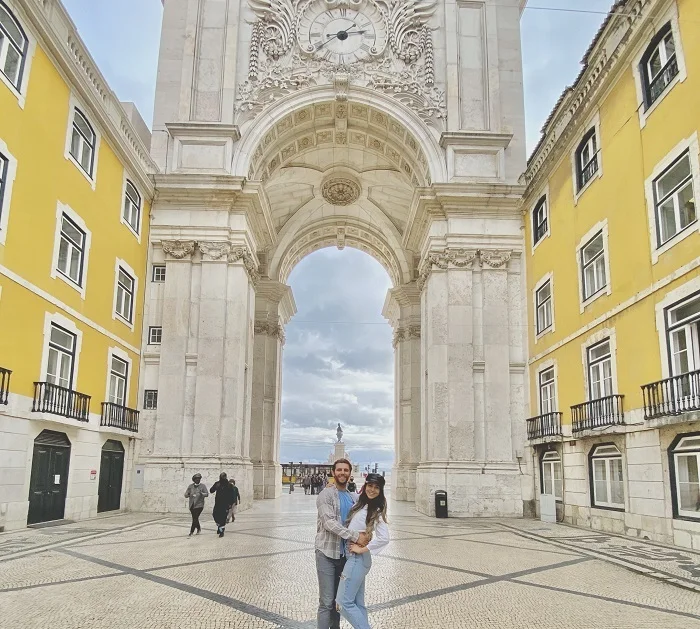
[250,280,296,499]
[383,284,421,502]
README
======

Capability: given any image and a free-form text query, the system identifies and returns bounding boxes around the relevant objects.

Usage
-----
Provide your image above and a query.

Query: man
[227,480,241,523]
[315,458,369,629]
[184,473,208,537]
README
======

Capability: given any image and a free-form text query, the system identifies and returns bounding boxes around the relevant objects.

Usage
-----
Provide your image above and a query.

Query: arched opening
[280,247,394,489]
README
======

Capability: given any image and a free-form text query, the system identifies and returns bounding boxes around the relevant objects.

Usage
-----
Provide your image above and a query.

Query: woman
[184,473,208,537]
[336,474,389,629]
[210,472,235,538]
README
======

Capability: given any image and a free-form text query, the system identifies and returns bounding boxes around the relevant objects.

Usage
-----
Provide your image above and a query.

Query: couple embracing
[315,458,389,629]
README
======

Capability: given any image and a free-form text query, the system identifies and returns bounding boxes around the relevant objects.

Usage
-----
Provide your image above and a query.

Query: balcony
[647,55,679,106]
[526,412,563,440]
[641,370,700,420]
[32,382,90,422]
[101,402,140,432]
[571,394,624,433]
[0,367,11,405]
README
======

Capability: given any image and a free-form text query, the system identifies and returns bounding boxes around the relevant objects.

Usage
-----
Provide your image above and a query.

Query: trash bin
[435,490,448,518]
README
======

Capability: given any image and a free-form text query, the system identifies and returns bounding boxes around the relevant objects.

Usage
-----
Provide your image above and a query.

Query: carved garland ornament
[160,241,261,285]
[417,249,512,291]
[254,320,286,344]
[228,246,261,286]
[162,240,196,260]
[392,324,421,348]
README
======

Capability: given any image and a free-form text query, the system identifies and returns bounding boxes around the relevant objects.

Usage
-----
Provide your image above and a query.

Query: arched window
[123,180,141,233]
[589,444,624,510]
[640,23,679,109]
[541,450,562,501]
[669,434,700,520]
[0,1,28,90]
[70,109,96,177]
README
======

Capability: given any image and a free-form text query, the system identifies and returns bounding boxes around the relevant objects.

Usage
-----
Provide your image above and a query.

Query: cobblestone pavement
[1,494,699,628]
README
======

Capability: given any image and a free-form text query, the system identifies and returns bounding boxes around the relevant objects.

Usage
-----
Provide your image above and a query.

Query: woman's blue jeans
[336,552,372,629]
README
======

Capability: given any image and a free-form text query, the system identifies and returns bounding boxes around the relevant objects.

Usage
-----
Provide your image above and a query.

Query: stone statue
[336,423,343,443]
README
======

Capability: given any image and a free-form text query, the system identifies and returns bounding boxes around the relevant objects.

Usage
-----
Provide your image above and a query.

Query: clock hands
[315,22,367,51]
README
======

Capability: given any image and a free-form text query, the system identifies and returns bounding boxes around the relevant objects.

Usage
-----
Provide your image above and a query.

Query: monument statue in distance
[336,423,343,443]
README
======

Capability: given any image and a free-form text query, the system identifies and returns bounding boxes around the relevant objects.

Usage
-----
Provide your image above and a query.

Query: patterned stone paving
[0,494,699,628]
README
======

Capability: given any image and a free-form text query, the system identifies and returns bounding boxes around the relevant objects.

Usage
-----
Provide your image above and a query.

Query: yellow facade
[524,0,700,423]
[0,1,153,414]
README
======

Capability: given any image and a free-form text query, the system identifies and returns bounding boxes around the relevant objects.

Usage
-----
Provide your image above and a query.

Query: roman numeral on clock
[361,43,372,52]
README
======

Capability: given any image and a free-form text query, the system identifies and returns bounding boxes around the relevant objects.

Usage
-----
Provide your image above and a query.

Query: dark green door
[97,440,124,513]
[28,431,71,525]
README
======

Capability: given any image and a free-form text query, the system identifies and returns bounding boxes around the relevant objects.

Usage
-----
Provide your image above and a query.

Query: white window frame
[571,112,603,204]
[64,95,101,189]
[671,435,700,520]
[536,359,559,416]
[0,135,17,245]
[538,366,557,416]
[533,272,554,339]
[50,202,92,299]
[581,328,619,403]
[105,346,132,409]
[590,444,625,511]
[39,312,83,390]
[586,339,614,401]
[0,0,34,107]
[112,258,138,329]
[120,175,142,241]
[143,389,158,410]
[576,220,611,312]
[541,450,563,501]
[148,326,162,345]
[656,277,700,379]
[531,184,550,252]
[632,5,687,129]
[665,291,700,378]
[645,133,700,264]
[152,265,166,282]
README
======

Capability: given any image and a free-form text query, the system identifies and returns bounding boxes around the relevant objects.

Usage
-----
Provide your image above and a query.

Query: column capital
[254,319,286,345]
[392,324,421,348]
[228,245,260,286]
[478,249,513,269]
[161,239,196,261]
[198,241,231,261]
[417,247,478,291]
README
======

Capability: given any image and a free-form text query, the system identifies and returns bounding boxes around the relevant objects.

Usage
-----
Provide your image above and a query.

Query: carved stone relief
[162,240,196,260]
[417,248,512,290]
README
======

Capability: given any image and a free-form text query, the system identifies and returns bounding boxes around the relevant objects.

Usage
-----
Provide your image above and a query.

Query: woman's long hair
[346,480,388,535]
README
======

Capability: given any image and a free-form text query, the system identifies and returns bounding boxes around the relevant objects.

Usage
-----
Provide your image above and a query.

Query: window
[532,196,548,246]
[590,444,625,510]
[0,150,7,221]
[581,232,606,301]
[539,367,556,415]
[535,280,552,335]
[57,214,86,286]
[576,128,599,191]
[148,326,162,344]
[653,152,695,247]
[123,180,141,234]
[152,265,166,282]
[671,435,700,519]
[108,356,128,407]
[666,292,700,378]
[69,109,96,177]
[587,340,613,400]
[541,450,562,501]
[0,2,27,90]
[46,324,76,389]
[144,389,158,410]
[641,24,679,109]
[115,267,135,323]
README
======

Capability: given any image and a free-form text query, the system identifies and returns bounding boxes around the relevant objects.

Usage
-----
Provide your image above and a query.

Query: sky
[61,0,612,471]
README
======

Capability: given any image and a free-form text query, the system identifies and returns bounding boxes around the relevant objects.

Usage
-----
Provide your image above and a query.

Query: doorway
[28,430,71,525]
[98,439,125,513]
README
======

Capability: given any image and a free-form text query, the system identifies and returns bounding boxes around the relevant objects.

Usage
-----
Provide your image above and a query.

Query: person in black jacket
[227,480,241,523]
[210,472,235,538]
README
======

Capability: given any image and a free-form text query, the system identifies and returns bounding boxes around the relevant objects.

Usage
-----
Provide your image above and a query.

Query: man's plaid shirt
[315,486,360,559]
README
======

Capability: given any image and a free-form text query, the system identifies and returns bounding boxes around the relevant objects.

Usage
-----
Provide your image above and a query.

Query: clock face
[298,2,388,64]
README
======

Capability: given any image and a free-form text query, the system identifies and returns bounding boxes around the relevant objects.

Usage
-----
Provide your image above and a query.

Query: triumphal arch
[136,0,531,517]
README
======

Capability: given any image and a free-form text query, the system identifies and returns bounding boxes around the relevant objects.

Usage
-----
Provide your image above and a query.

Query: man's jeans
[336,552,372,629]
[315,550,346,629]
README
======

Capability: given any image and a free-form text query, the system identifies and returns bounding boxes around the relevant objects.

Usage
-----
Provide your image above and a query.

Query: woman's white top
[347,506,390,555]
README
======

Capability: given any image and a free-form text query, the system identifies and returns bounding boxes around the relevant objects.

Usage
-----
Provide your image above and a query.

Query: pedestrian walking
[227,480,241,523]
[335,474,390,629]
[315,459,369,629]
[210,472,236,538]
[184,473,208,537]
[290,479,295,493]
[303,475,311,495]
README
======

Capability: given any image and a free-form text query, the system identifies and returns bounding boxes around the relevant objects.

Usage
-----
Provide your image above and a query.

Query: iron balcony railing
[101,402,140,432]
[526,412,563,440]
[641,369,700,420]
[0,367,11,405]
[571,394,624,433]
[579,154,599,190]
[648,55,679,106]
[32,381,90,422]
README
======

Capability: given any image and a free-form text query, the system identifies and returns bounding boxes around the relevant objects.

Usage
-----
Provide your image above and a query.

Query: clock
[298,1,388,65]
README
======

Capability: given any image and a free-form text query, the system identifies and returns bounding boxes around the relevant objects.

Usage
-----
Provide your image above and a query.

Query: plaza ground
[0,493,699,629]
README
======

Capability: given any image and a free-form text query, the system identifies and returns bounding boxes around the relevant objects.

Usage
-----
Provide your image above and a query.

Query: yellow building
[523,0,700,547]
[0,0,156,529]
